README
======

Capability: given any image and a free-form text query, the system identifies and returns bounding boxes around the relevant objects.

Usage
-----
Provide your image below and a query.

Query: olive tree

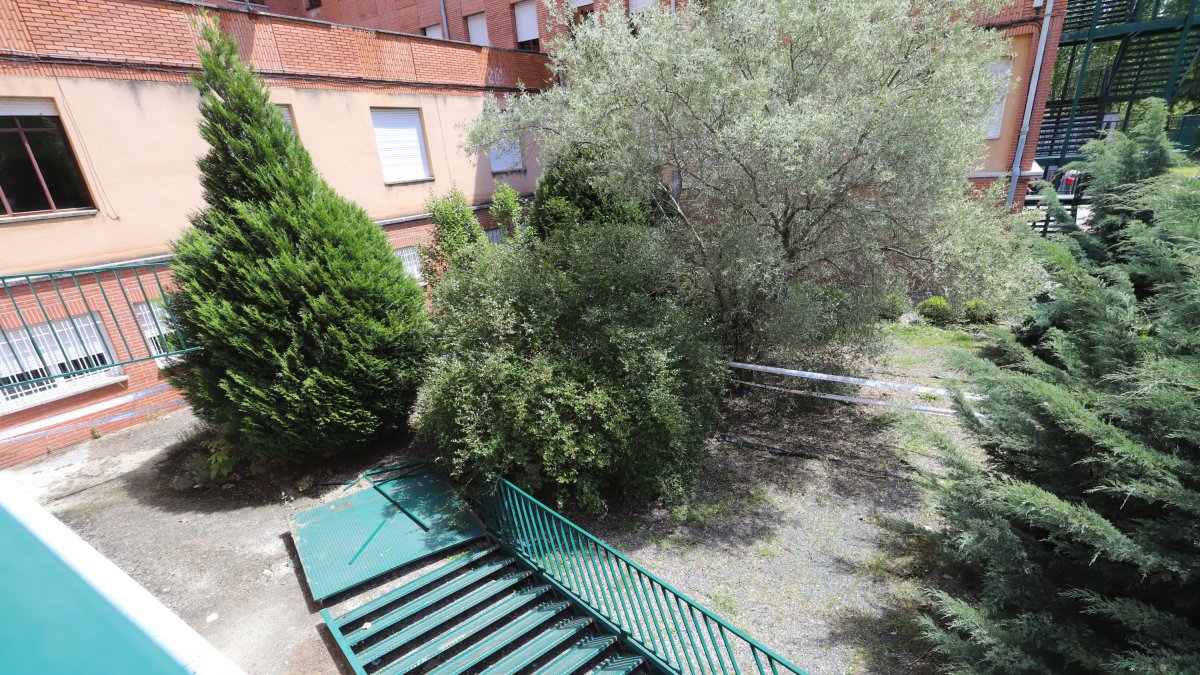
[467,0,1036,360]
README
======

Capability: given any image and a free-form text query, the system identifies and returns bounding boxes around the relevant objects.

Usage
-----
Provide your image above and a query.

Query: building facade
[0,0,549,467]
[0,0,1062,468]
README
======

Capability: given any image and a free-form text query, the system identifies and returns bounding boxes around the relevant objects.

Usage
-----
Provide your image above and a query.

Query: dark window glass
[0,115,93,216]
[517,38,540,52]
[0,132,52,214]
[25,127,92,209]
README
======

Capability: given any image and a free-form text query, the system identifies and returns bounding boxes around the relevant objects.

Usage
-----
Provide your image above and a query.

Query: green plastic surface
[290,471,484,600]
[0,507,189,675]
[533,635,618,675]
[480,617,593,674]
[426,602,568,675]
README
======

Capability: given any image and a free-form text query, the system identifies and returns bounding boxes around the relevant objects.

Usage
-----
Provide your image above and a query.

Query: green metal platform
[289,466,484,601]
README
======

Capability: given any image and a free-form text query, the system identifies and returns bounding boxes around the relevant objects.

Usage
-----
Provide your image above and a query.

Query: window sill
[491,168,526,176]
[0,374,128,418]
[384,177,436,187]
[0,209,99,225]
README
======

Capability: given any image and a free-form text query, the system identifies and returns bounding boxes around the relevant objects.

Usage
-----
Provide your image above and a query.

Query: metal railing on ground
[482,479,808,675]
[0,263,196,405]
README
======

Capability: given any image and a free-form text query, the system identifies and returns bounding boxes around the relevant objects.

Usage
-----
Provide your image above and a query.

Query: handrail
[0,263,197,394]
[482,480,808,675]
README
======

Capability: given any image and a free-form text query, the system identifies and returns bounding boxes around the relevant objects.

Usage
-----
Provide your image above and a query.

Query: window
[134,301,178,368]
[987,59,1012,140]
[423,24,444,39]
[0,313,120,409]
[0,98,93,218]
[396,246,424,284]
[277,104,296,135]
[514,0,540,51]
[370,109,432,184]
[489,137,523,173]
[305,0,321,9]
[628,0,653,12]
[466,13,490,46]
[485,228,503,244]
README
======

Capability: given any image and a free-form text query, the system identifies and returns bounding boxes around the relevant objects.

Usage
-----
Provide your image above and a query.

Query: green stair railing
[482,480,808,675]
[0,263,196,402]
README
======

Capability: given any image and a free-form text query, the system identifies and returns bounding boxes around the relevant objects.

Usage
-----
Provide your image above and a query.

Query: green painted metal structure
[0,263,196,396]
[289,465,484,601]
[1037,0,1200,175]
[482,480,808,675]
[0,501,190,674]
[307,476,807,675]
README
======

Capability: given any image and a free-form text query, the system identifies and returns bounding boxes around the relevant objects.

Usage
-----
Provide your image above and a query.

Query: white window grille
[0,313,121,411]
[134,301,179,368]
[485,228,503,244]
[396,246,424,284]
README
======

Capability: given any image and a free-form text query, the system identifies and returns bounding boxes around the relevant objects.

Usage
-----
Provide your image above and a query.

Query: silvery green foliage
[467,0,1034,358]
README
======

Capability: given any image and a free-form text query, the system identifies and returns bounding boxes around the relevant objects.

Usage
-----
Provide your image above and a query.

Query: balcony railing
[0,263,196,409]
[482,480,809,675]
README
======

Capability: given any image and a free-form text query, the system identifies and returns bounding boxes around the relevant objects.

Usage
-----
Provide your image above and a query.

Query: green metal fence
[0,263,196,400]
[482,480,808,675]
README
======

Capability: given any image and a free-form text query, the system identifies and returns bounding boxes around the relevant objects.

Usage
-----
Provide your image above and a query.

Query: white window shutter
[514,1,538,42]
[628,0,653,13]
[0,98,57,116]
[571,0,593,7]
[371,109,431,183]
[423,24,443,39]
[987,59,1012,140]
[489,138,523,173]
[277,104,294,131]
[466,13,490,46]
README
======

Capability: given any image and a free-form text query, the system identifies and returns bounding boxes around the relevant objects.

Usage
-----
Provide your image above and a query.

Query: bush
[169,21,431,470]
[417,221,726,511]
[924,174,1200,672]
[877,292,909,321]
[916,296,954,325]
[488,181,523,237]
[961,299,998,324]
[527,150,643,239]
[419,187,486,285]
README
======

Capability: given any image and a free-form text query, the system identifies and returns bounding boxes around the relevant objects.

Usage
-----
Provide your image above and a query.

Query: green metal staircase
[321,543,648,675]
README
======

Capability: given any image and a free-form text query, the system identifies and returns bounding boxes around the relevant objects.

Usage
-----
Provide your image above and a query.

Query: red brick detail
[1,0,552,92]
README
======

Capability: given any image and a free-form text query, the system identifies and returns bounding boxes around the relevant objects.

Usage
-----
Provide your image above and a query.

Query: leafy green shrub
[417,221,726,511]
[528,150,642,239]
[488,181,523,237]
[169,21,431,470]
[925,174,1200,672]
[877,292,909,321]
[916,296,953,325]
[961,299,998,324]
[419,187,486,284]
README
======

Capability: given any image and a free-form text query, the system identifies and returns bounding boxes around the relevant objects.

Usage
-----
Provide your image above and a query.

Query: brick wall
[0,0,552,92]
[0,269,185,468]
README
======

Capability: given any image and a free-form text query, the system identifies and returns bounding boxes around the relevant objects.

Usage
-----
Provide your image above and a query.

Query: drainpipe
[1006,0,1055,208]
[438,0,450,40]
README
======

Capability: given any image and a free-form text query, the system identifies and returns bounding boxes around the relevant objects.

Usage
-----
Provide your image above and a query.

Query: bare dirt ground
[3,321,985,675]
[573,323,986,675]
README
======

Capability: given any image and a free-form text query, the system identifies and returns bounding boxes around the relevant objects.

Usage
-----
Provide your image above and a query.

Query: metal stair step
[595,655,644,675]
[480,617,593,675]
[356,572,534,665]
[344,557,516,644]
[532,635,618,675]
[333,544,498,628]
[376,585,552,675]
[426,602,571,675]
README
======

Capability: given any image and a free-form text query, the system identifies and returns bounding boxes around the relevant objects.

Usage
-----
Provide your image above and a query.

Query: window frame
[465,12,490,46]
[133,301,179,369]
[489,137,524,174]
[513,0,540,52]
[0,111,96,220]
[395,246,425,285]
[986,59,1013,141]
[370,108,435,185]
[0,312,124,414]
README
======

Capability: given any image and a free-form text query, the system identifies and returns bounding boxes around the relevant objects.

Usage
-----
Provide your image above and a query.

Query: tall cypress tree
[923,174,1200,673]
[169,19,431,469]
